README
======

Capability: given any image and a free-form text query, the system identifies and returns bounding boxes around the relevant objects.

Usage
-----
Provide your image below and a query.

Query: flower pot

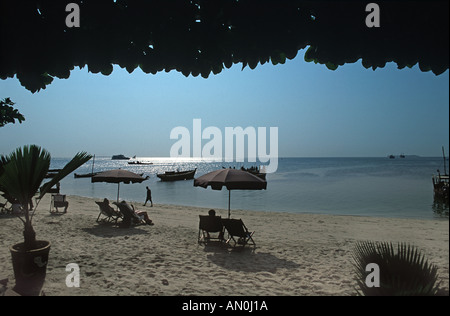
[10,240,51,296]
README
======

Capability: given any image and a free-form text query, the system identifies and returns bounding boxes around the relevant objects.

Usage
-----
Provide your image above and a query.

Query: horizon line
[50,154,446,160]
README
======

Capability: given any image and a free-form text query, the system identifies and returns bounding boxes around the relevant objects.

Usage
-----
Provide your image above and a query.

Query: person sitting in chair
[206,209,223,240]
[117,200,153,226]
[131,204,154,226]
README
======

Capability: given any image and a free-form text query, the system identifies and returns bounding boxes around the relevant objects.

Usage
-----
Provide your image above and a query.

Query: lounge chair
[95,200,122,224]
[221,218,255,247]
[113,201,146,227]
[50,194,69,213]
[198,215,224,244]
[0,201,11,214]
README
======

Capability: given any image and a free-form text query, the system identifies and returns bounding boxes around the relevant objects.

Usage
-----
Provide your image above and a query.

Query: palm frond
[352,241,441,296]
[39,151,92,198]
[0,145,50,207]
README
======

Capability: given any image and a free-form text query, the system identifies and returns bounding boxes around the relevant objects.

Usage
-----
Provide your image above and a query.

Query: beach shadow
[82,224,150,238]
[205,247,300,273]
[0,213,17,219]
[48,212,67,217]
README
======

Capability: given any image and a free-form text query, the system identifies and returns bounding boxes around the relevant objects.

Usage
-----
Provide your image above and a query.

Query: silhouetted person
[143,186,153,207]
[206,209,223,240]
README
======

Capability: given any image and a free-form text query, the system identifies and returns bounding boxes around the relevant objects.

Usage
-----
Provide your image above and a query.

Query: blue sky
[0,50,449,158]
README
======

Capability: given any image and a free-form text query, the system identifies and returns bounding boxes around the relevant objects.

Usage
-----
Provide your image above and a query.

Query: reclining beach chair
[0,201,12,214]
[95,200,122,224]
[198,215,224,244]
[50,194,69,213]
[113,201,146,228]
[221,218,255,247]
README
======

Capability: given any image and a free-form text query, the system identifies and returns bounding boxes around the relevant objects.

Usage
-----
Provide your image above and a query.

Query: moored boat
[74,172,99,178]
[157,169,197,181]
[74,155,98,178]
[45,169,62,178]
[240,166,267,180]
[128,161,153,165]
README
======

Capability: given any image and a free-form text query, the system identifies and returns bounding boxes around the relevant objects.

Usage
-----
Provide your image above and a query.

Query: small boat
[128,161,153,165]
[240,166,267,180]
[388,155,395,159]
[74,172,99,178]
[399,153,406,158]
[432,147,449,200]
[157,168,197,181]
[112,154,130,160]
[45,169,63,178]
[75,155,98,178]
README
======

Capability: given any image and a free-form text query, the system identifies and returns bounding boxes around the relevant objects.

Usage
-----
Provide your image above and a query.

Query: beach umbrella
[91,169,148,203]
[194,168,267,218]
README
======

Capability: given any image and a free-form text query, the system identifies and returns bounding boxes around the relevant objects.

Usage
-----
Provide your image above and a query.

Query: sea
[49,156,449,220]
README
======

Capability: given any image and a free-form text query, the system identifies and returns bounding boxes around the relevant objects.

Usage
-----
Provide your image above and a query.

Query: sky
[0,50,449,159]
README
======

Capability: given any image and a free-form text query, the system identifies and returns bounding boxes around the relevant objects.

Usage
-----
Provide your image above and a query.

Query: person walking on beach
[143,186,153,207]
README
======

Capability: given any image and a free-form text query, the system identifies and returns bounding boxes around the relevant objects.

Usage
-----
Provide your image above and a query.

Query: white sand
[0,194,448,296]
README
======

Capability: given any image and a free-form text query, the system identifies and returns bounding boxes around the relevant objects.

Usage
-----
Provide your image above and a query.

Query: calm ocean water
[50,156,449,220]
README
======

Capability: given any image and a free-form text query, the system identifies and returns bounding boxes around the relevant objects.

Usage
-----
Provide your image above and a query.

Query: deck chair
[50,194,69,213]
[221,218,255,247]
[95,200,122,224]
[198,215,224,244]
[113,201,145,227]
[0,201,12,214]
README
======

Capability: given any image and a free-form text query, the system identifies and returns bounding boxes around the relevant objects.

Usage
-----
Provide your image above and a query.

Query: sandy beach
[1,194,448,296]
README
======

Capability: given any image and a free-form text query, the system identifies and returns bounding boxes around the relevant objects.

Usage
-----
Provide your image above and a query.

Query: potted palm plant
[0,145,92,295]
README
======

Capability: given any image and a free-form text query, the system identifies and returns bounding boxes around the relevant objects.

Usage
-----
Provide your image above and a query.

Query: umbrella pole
[117,182,120,205]
[228,190,231,219]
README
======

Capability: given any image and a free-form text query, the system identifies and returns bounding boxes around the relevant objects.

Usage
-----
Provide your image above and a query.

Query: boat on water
[432,147,449,200]
[45,169,63,178]
[388,155,395,159]
[74,172,99,178]
[240,166,267,180]
[157,169,197,181]
[128,161,153,165]
[112,154,130,160]
[75,155,98,178]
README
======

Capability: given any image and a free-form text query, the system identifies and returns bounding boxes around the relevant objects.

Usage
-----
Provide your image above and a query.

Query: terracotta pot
[10,240,51,296]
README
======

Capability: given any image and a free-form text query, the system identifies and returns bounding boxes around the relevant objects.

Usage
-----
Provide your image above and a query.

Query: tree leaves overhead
[0,0,448,93]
